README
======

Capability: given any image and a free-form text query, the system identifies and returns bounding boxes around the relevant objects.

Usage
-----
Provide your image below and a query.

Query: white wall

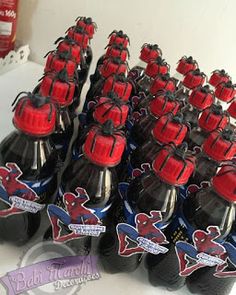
[16,0,236,79]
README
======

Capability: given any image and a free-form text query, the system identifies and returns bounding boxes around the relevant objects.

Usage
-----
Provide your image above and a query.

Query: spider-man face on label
[176,226,227,276]
[0,163,39,217]
[116,210,169,257]
[47,187,104,243]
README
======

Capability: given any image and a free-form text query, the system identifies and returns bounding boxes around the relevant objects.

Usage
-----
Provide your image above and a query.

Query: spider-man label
[0,163,46,216]
[116,210,169,256]
[47,187,106,243]
[175,226,236,277]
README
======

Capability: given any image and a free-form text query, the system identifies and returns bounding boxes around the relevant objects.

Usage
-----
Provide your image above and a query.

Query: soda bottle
[134,57,170,96]
[182,85,214,128]
[0,92,59,245]
[134,73,176,112]
[215,80,236,110]
[185,165,236,295]
[73,93,129,159]
[176,68,206,107]
[174,56,198,85]
[209,69,231,89]
[95,43,129,74]
[130,91,180,147]
[129,112,188,172]
[84,73,132,112]
[84,57,128,111]
[188,128,236,186]
[146,165,236,293]
[128,43,162,91]
[45,121,126,254]
[99,143,195,274]
[228,100,236,128]
[188,104,229,150]
[38,69,75,159]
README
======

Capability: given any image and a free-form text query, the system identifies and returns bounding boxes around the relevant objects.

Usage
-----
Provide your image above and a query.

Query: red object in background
[0,0,19,58]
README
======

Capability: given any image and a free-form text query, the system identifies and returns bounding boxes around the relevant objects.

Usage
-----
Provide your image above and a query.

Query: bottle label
[47,186,108,243]
[116,182,169,257]
[0,162,51,217]
[175,226,236,277]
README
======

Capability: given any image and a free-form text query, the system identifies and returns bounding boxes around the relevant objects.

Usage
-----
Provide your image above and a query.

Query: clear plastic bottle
[0,92,59,245]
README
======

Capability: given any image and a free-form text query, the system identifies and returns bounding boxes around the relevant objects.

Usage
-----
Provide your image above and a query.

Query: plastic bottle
[0,92,59,245]
[182,85,214,128]
[145,165,236,294]
[130,91,180,147]
[84,57,128,111]
[188,104,229,150]
[128,43,162,92]
[188,128,236,186]
[99,143,195,274]
[134,57,170,96]
[38,69,76,159]
[129,112,188,172]
[45,121,126,254]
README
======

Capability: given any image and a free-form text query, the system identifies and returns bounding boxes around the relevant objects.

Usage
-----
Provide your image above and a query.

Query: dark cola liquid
[130,114,157,147]
[128,65,146,96]
[97,197,142,273]
[182,105,200,129]
[183,188,235,295]
[0,131,58,245]
[45,155,119,255]
[187,128,209,151]
[187,153,219,186]
[130,138,162,170]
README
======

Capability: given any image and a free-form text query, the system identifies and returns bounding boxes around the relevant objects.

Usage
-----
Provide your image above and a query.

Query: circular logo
[19,241,80,295]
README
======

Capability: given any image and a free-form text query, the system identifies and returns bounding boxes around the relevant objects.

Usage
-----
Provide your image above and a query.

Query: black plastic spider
[158,142,195,181]
[211,69,231,81]
[216,80,236,103]
[89,120,126,157]
[75,16,98,31]
[108,30,130,45]
[209,128,236,157]
[191,84,215,104]
[12,91,54,122]
[177,56,199,68]
[105,43,130,59]
[141,43,162,56]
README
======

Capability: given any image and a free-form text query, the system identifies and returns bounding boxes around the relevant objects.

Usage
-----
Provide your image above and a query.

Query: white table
[0,62,234,295]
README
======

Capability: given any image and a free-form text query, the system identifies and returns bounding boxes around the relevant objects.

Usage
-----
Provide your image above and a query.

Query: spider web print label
[0,162,50,217]
[47,187,108,243]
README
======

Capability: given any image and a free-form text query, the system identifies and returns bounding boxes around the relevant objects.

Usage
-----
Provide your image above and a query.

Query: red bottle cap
[108,30,130,48]
[139,43,162,63]
[176,56,198,75]
[67,26,89,49]
[149,91,180,118]
[198,104,229,132]
[152,113,188,146]
[12,92,56,137]
[153,143,195,186]
[203,129,236,162]
[102,74,132,101]
[215,81,236,103]
[44,51,76,78]
[55,36,81,64]
[150,73,176,95]
[212,165,236,202]
[83,120,126,167]
[93,95,129,128]
[209,69,231,88]
[39,70,75,107]
[228,100,236,119]
[189,85,214,110]
[145,57,170,78]
[183,69,206,89]
[105,43,129,62]
[100,57,127,78]
[76,17,96,39]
